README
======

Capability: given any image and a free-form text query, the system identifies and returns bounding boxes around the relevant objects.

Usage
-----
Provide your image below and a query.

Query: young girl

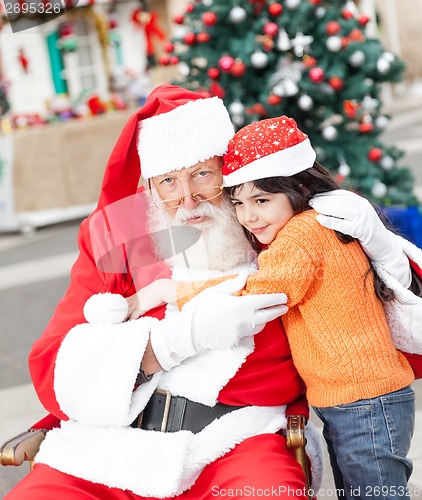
[130,116,415,498]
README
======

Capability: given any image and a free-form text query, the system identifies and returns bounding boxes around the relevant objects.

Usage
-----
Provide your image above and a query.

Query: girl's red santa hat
[97,84,234,210]
[222,116,316,187]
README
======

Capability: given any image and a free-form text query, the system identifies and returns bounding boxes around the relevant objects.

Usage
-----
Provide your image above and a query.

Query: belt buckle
[155,389,172,432]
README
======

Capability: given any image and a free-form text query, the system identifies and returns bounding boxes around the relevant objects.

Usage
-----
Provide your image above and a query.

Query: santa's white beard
[147,194,256,272]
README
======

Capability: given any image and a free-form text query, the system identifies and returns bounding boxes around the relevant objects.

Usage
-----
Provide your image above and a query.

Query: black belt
[131,389,241,434]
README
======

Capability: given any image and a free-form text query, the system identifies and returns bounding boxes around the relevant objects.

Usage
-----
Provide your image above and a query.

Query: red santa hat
[97,84,234,210]
[222,116,316,187]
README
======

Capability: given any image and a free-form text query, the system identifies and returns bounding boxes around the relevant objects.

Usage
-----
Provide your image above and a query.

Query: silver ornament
[377,57,391,74]
[326,36,342,52]
[229,100,245,116]
[251,51,268,69]
[380,156,394,170]
[371,181,387,198]
[229,6,247,23]
[322,125,338,141]
[349,50,365,67]
[285,0,300,9]
[298,94,313,111]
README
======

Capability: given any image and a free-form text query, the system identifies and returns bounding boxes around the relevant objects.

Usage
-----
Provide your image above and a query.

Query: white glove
[309,189,411,287]
[150,272,288,371]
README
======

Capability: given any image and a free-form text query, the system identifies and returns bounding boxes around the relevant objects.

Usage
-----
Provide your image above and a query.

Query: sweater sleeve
[176,231,315,309]
[241,234,316,307]
[177,275,236,310]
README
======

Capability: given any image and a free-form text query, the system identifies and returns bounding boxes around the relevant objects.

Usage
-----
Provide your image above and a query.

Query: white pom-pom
[84,293,128,325]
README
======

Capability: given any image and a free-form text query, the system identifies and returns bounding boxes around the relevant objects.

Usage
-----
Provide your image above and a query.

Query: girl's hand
[126,279,177,320]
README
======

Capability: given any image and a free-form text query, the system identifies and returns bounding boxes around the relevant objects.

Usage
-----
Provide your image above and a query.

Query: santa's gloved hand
[310,189,411,287]
[150,272,288,371]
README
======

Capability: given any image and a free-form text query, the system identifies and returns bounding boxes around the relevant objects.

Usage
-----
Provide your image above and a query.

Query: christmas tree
[162,0,419,207]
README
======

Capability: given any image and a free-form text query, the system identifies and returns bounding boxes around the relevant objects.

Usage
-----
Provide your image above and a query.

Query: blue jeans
[313,386,415,500]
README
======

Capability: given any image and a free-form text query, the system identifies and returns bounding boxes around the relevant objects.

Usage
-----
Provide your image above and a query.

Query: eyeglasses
[154,185,224,209]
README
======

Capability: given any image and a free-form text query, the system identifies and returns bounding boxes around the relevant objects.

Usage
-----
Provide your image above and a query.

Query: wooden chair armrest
[286,414,306,449]
[286,415,311,499]
[0,429,46,466]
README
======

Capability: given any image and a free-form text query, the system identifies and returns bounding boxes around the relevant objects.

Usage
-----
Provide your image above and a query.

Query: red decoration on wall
[18,48,29,74]
[131,9,165,56]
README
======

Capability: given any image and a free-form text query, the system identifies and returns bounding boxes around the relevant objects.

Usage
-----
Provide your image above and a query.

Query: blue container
[384,206,422,249]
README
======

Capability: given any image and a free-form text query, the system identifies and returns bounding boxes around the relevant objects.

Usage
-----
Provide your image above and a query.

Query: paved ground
[1,94,422,497]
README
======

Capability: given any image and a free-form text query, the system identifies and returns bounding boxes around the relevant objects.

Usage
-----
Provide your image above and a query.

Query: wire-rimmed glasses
[154,184,224,209]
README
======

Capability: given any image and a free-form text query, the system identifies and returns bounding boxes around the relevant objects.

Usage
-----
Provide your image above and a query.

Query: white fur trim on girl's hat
[138,96,235,179]
[222,116,316,187]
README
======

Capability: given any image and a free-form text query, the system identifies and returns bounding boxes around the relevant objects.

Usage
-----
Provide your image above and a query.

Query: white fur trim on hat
[223,138,316,187]
[138,97,235,179]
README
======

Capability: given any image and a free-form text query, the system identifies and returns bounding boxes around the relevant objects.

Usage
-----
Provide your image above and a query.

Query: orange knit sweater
[177,210,414,407]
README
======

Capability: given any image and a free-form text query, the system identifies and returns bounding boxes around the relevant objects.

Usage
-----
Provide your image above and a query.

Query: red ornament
[336,174,345,183]
[326,21,341,36]
[246,103,268,117]
[209,81,225,99]
[348,29,365,42]
[309,67,324,83]
[219,55,235,72]
[196,32,211,43]
[263,22,279,38]
[169,56,179,65]
[341,37,350,49]
[173,14,184,24]
[343,99,359,119]
[328,76,344,91]
[230,60,247,78]
[267,94,282,105]
[250,0,266,15]
[159,54,170,66]
[342,10,354,20]
[202,11,217,26]
[208,67,220,79]
[308,0,321,4]
[164,41,174,53]
[268,3,283,16]
[368,147,383,162]
[358,14,370,26]
[183,32,196,45]
[359,122,375,133]
[185,3,194,13]
[303,55,317,67]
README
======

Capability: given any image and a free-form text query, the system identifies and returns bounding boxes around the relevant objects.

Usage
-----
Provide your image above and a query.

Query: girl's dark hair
[226,161,394,302]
